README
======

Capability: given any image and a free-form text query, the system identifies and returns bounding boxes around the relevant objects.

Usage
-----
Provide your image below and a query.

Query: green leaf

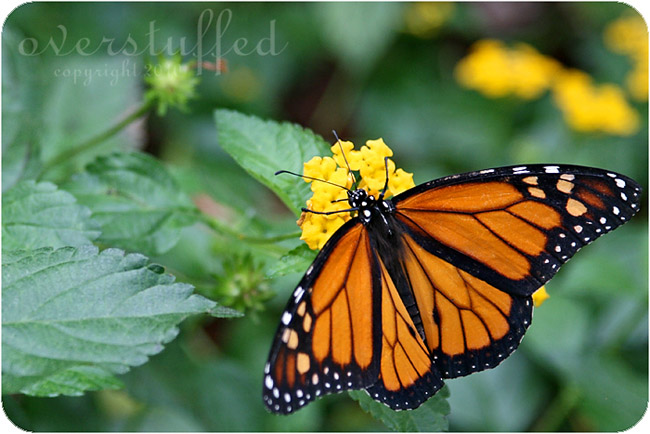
[348,386,450,432]
[523,296,591,376]
[209,305,245,318]
[1,245,222,397]
[2,181,100,251]
[574,353,647,431]
[314,2,403,74]
[446,353,551,431]
[2,27,43,191]
[123,343,269,431]
[214,109,330,215]
[266,244,317,279]
[63,152,199,255]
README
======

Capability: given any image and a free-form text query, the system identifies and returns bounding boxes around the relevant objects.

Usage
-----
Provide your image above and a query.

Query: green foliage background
[2,2,648,431]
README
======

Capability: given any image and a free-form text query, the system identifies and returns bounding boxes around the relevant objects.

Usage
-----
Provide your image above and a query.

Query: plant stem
[38,100,153,179]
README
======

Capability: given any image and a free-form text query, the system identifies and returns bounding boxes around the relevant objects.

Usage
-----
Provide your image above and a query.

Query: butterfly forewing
[263,221,382,414]
[393,165,642,296]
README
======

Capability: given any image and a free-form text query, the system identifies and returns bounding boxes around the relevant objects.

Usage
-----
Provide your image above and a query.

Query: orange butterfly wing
[264,164,641,413]
[394,165,640,297]
[263,221,445,413]
[263,221,382,414]
[390,165,640,377]
[394,232,533,378]
[363,258,444,410]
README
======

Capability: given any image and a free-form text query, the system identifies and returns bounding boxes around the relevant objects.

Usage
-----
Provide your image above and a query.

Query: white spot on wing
[544,165,560,173]
[282,312,292,325]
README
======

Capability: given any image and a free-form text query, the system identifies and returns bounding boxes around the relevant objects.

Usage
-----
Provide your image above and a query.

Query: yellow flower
[404,2,455,38]
[455,38,641,135]
[604,14,648,58]
[299,139,415,250]
[604,15,648,101]
[532,286,550,307]
[509,44,562,99]
[454,40,560,99]
[552,69,640,136]
[626,63,649,101]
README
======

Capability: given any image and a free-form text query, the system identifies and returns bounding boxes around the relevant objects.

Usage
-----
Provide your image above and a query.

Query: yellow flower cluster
[553,69,640,136]
[300,139,415,250]
[455,40,561,99]
[532,286,550,307]
[404,2,455,38]
[455,39,640,136]
[604,14,648,101]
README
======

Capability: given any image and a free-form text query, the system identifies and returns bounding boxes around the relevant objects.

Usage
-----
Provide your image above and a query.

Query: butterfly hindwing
[363,258,444,410]
[395,232,533,378]
[263,220,382,414]
[393,164,641,297]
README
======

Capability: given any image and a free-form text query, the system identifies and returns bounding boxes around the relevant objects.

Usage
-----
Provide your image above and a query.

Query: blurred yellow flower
[454,39,561,99]
[604,15,648,101]
[404,2,455,38]
[455,38,641,136]
[552,69,640,136]
[532,286,550,307]
[300,139,415,250]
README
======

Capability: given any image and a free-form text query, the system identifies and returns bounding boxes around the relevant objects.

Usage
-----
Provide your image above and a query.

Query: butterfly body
[263,164,641,414]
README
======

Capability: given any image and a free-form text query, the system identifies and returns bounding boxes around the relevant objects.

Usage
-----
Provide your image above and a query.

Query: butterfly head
[348,188,395,225]
[347,188,369,207]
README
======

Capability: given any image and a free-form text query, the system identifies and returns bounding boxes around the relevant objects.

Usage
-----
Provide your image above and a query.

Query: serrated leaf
[2,181,100,251]
[1,245,221,397]
[214,109,330,215]
[348,386,450,432]
[209,305,244,318]
[63,152,199,255]
[266,244,317,279]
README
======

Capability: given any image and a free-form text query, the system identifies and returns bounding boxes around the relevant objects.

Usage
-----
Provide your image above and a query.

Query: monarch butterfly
[263,156,641,414]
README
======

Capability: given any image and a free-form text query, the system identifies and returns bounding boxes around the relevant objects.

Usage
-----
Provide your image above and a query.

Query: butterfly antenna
[378,157,390,200]
[332,130,357,185]
[275,170,351,192]
[300,206,358,216]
